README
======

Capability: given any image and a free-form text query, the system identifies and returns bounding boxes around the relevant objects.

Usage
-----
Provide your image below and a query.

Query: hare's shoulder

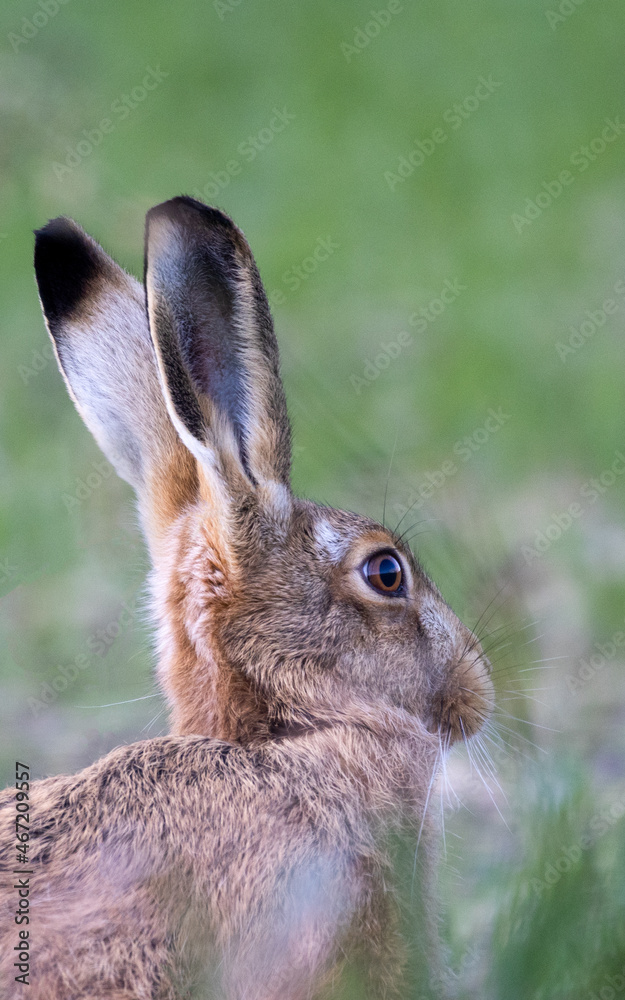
[0,738,273,876]
[0,735,353,877]
[0,738,255,837]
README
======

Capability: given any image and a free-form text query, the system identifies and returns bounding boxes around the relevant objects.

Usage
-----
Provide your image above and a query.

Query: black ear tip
[34,217,101,325]
[34,216,86,264]
[35,214,79,238]
[146,196,237,234]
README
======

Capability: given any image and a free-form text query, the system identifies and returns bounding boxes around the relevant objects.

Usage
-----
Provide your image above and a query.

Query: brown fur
[5,197,495,997]
[0,719,439,999]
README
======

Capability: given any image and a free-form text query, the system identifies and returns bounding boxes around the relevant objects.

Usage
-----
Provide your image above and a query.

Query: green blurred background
[1,0,624,995]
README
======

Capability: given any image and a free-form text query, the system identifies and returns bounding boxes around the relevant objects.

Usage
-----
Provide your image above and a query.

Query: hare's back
[0,736,359,999]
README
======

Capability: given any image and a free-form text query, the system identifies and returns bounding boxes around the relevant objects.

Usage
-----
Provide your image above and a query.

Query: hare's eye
[364,552,404,595]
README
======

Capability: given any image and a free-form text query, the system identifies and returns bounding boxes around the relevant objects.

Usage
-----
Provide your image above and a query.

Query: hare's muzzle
[430,639,494,744]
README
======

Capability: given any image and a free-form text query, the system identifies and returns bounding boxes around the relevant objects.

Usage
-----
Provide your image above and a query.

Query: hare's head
[34,197,492,745]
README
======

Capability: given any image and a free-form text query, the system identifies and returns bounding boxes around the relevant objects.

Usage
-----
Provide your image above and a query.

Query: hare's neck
[276,713,439,825]
[149,514,268,742]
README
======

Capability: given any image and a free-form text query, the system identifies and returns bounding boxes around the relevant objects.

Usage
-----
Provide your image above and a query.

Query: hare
[0,197,493,999]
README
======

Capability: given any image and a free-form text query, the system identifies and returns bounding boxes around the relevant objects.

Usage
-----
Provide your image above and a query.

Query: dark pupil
[378,558,399,587]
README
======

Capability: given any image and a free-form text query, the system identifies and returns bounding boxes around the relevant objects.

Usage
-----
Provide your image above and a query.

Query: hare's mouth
[429,652,494,745]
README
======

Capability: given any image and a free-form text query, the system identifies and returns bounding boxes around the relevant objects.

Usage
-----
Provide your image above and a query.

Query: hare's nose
[430,644,494,745]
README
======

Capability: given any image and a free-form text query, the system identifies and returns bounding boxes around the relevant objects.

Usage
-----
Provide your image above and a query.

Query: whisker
[478,724,532,763]
[382,424,399,530]
[490,662,564,684]
[460,585,516,659]
[412,743,440,893]
[480,638,517,659]
[461,609,531,665]
[141,707,168,734]
[481,718,511,745]
[403,527,437,548]
[440,730,459,811]
[521,632,546,646]
[396,519,441,547]
[490,662,538,677]
[486,718,548,754]
[460,718,510,830]
[76,692,161,709]
[476,617,544,657]
[522,655,568,664]
[484,634,549,673]
[491,709,560,733]
[392,484,439,534]
[499,692,549,708]
[472,734,508,801]
[438,729,447,858]
[469,584,510,638]
[500,685,553,694]
[517,658,567,671]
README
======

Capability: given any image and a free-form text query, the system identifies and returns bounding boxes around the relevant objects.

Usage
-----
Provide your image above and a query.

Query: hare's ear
[34,218,196,531]
[144,197,291,501]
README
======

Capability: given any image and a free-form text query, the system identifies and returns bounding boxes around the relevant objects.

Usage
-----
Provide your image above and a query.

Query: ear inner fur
[33,217,199,551]
[148,290,208,445]
[143,196,292,489]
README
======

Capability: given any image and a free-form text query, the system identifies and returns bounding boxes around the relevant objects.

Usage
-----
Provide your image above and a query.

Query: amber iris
[364,552,403,594]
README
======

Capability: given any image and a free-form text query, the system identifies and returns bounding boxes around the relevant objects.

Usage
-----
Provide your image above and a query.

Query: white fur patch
[314,519,347,563]
[261,480,292,524]
[419,596,454,650]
